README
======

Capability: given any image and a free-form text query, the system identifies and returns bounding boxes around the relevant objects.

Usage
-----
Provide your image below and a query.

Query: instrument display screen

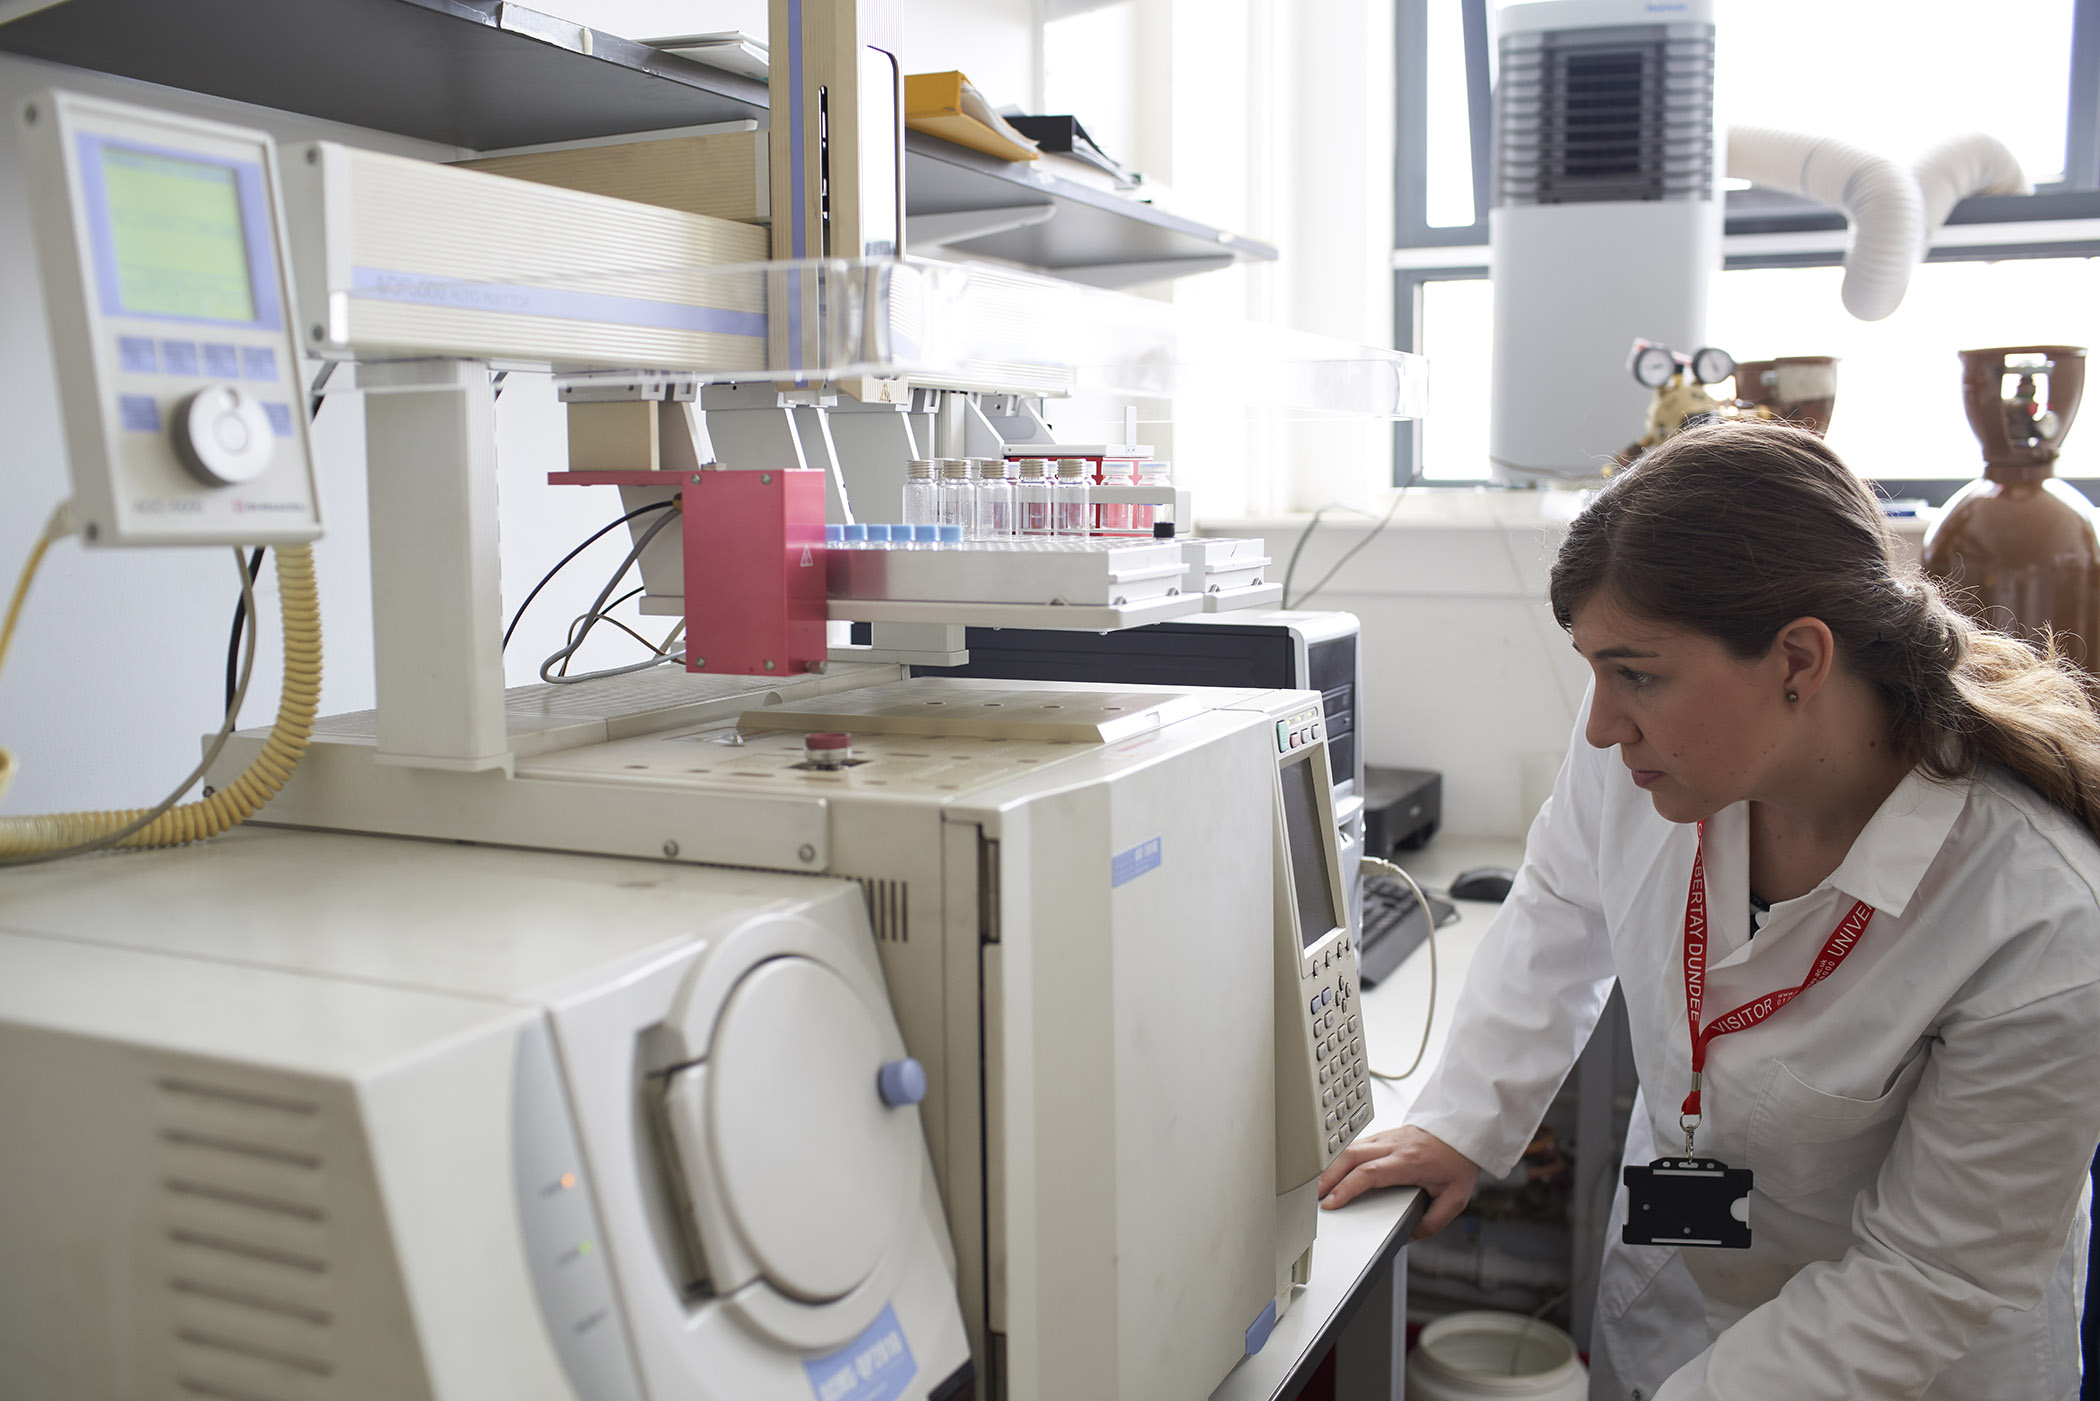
[1281,753,1342,947]
[101,145,256,323]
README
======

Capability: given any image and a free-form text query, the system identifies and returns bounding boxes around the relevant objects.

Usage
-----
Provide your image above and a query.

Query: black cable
[503,501,676,655]
[225,364,336,714]
[223,547,266,713]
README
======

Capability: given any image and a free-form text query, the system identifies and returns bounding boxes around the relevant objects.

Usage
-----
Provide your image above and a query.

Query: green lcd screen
[101,146,256,323]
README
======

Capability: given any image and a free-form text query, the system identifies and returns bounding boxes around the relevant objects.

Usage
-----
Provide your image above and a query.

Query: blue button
[202,343,239,378]
[241,346,277,381]
[161,340,198,375]
[877,1057,927,1107]
[119,395,160,432]
[261,403,293,438]
[118,336,157,373]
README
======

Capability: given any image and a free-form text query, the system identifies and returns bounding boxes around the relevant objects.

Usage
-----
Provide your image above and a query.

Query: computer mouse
[1449,866,1516,903]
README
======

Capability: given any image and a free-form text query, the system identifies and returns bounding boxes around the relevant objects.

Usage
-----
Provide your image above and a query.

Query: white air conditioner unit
[1487,0,1721,482]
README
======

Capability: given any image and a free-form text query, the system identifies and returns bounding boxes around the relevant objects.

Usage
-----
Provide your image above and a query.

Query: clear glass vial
[938,458,977,537]
[903,459,939,527]
[1017,458,1052,535]
[1054,458,1093,537]
[1097,459,1135,533]
[974,457,1015,539]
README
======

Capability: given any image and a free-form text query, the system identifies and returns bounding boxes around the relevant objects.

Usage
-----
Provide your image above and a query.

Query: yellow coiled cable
[0,520,321,858]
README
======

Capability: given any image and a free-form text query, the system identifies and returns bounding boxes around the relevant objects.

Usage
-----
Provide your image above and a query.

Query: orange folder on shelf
[904,71,1041,162]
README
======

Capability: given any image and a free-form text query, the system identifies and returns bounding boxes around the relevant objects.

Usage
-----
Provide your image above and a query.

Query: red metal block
[681,468,828,677]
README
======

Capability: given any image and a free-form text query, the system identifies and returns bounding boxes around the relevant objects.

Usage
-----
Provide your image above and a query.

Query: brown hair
[1548,420,2100,842]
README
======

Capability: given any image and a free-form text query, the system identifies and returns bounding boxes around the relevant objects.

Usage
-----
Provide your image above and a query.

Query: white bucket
[1405,1311,1589,1401]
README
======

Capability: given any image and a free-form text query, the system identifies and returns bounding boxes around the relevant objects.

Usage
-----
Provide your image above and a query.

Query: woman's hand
[1316,1125,1480,1239]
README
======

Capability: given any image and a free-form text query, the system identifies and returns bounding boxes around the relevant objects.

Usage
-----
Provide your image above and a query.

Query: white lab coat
[1403,697,2100,1400]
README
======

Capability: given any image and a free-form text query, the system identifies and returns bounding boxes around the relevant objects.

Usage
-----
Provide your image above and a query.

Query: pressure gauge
[1691,347,1736,385]
[1629,341,1678,390]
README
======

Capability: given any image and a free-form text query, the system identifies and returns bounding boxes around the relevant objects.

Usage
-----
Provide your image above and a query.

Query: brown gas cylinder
[1923,345,2098,672]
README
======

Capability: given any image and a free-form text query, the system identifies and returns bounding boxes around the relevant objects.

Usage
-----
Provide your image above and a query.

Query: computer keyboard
[1356,875,1457,987]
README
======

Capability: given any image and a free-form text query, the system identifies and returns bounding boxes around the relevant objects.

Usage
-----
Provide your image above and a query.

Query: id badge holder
[1623,1158,1753,1249]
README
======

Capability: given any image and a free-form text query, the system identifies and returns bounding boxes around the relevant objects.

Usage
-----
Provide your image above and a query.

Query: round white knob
[171,384,273,487]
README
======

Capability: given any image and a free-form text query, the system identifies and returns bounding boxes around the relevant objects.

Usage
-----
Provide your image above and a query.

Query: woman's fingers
[1412,1179,1474,1240]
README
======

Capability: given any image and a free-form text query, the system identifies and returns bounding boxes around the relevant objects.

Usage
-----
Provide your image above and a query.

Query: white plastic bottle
[938,458,977,537]
[903,459,938,527]
[1017,459,1052,535]
[1054,458,1092,538]
[975,457,1015,539]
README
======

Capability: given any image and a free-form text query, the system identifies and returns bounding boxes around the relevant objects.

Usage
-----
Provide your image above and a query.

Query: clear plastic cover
[401,255,1429,421]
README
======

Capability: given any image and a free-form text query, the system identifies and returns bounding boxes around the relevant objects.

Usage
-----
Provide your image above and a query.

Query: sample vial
[863,524,890,548]
[911,524,941,550]
[938,458,978,538]
[824,524,845,545]
[975,457,1015,539]
[1133,460,1172,532]
[903,459,939,527]
[1097,459,1134,533]
[1054,458,1093,537]
[937,524,964,549]
[1017,458,1052,535]
[842,523,868,546]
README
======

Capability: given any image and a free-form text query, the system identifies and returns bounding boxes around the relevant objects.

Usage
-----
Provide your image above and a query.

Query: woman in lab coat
[1319,422,2100,1400]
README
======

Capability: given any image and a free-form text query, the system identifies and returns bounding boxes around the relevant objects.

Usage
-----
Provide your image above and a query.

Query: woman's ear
[1774,617,1836,704]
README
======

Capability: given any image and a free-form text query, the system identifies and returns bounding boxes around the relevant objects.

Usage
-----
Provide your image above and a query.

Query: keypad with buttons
[1299,924,1371,1165]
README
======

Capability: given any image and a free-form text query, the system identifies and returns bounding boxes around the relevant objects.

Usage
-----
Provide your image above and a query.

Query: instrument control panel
[1262,694,1369,1187]
[19,90,319,546]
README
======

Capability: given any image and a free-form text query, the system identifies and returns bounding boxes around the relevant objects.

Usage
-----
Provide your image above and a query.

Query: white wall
[1209,497,1593,839]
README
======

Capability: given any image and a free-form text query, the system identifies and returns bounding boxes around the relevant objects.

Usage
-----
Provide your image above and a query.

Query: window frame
[1392,0,2100,495]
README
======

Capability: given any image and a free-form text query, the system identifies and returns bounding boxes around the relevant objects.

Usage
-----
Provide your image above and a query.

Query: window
[1395,0,2100,491]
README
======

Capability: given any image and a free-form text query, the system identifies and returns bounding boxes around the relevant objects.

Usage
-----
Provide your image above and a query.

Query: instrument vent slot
[151,1074,342,1401]
[858,877,911,942]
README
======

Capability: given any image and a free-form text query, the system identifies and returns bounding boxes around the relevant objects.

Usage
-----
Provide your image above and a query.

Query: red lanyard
[1679,820,1876,1145]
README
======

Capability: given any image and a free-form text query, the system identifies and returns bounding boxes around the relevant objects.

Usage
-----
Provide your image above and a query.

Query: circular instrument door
[702,955,917,1303]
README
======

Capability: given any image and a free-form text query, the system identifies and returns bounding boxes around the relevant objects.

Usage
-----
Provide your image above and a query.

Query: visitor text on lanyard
[1678,820,1876,1154]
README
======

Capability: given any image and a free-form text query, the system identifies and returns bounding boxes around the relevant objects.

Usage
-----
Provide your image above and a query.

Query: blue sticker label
[1112,837,1162,887]
[161,340,199,375]
[242,345,278,381]
[262,402,293,437]
[118,335,157,373]
[202,343,240,378]
[804,1303,916,1401]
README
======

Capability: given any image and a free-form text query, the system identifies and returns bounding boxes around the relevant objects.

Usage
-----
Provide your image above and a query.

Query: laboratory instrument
[0,831,974,1401]
[1,0,1429,1391]
[19,89,320,544]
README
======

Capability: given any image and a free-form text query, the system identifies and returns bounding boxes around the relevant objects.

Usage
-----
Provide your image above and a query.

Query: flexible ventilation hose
[1727,126,2032,322]
[0,544,321,856]
[1727,125,1924,321]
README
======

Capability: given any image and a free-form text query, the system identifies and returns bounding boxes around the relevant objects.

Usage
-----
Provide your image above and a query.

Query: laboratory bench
[1209,837,1523,1401]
